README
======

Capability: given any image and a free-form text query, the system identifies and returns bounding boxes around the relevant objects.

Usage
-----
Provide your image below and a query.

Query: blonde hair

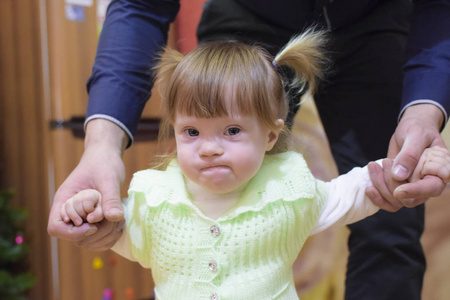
[153,30,328,168]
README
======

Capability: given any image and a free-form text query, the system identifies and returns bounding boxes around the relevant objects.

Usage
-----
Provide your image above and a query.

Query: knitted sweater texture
[112,151,378,299]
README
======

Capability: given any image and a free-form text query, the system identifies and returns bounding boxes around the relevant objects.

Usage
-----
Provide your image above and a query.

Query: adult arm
[48,0,180,250]
[86,0,180,145]
[48,119,127,251]
[367,0,450,210]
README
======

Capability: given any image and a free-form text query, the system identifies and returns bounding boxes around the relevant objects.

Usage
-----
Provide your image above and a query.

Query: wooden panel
[45,0,97,119]
[0,0,54,299]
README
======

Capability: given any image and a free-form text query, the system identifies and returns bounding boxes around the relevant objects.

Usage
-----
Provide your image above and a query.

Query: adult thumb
[100,185,124,222]
[392,136,426,181]
[393,133,447,182]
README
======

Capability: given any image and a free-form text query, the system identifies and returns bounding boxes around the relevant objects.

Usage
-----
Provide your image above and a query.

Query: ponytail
[154,47,185,104]
[273,29,329,97]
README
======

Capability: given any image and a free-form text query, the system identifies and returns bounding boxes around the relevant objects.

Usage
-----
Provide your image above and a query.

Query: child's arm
[60,189,104,226]
[311,162,382,234]
[313,146,450,234]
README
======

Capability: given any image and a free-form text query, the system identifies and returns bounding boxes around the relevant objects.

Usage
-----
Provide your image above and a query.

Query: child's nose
[199,138,224,157]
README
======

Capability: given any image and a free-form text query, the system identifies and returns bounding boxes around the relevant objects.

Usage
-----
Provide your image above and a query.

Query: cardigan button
[210,225,220,237]
[209,260,218,271]
[210,292,219,300]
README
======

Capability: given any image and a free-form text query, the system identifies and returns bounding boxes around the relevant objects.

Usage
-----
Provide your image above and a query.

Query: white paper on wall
[65,0,93,7]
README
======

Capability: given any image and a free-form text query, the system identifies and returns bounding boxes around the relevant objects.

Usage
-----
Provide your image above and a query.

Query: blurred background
[1,0,449,299]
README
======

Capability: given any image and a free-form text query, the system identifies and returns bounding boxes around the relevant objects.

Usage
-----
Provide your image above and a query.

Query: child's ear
[266,119,284,151]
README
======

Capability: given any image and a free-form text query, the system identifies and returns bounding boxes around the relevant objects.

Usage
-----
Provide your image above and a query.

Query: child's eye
[227,127,240,136]
[185,128,199,136]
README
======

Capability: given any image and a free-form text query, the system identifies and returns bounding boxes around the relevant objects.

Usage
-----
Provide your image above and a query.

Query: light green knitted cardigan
[112,151,328,300]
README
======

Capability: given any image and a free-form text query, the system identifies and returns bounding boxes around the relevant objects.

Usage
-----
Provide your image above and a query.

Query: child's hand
[60,189,104,226]
[408,146,450,183]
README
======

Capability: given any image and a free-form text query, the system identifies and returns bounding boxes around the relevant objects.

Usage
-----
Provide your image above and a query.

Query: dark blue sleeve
[401,0,450,122]
[85,0,180,143]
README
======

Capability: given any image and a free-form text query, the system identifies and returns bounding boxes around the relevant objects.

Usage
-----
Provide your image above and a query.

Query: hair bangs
[169,67,230,119]
[167,41,284,122]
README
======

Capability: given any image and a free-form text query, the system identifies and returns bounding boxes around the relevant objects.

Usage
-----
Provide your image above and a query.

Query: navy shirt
[86,0,450,144]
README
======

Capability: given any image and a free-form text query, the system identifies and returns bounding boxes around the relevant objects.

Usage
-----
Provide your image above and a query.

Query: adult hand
[366,159,406,212]
[367,104,447,211]
[48,119,128,251]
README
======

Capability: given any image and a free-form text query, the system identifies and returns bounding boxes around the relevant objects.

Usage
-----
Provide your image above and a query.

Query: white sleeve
[311,160,382,235]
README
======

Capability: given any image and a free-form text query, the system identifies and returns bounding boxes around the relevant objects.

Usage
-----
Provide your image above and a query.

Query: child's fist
[60,189,104,226]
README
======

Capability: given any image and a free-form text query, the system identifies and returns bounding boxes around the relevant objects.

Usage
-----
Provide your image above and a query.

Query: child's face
[173,113,280,195]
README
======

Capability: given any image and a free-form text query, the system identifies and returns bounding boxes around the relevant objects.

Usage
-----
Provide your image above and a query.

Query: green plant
[0,190,35,300]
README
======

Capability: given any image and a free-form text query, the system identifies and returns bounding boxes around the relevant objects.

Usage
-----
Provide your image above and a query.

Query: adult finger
[75,220,125,251]
[50,217,99,241]
[391,131,427,181]
[394,175,445,207]
[98,176,124,222]
[366,161,403,212]
[382,159,403,194]
[366,163,394,211]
